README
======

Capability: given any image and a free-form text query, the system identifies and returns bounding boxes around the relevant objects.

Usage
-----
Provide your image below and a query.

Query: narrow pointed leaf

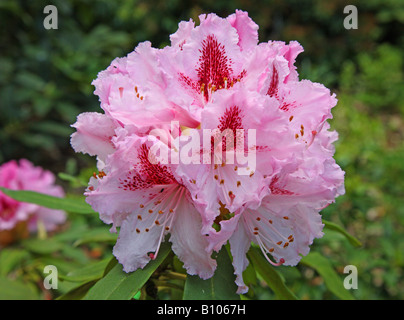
[0,249,30,276]
[323,220,362,247]
[59,258,111,283]
[57,280,98,300]
[85,242,171,300]
[247,247,298,300]
[0,277,39,300]
[73,227,118,246]
[183,246,239,300]
[300,251,355,300]
[0,187,95,214]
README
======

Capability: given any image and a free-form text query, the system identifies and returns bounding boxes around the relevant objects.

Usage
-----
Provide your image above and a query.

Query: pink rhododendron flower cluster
[71,10,344,293]
[0,159,66,233]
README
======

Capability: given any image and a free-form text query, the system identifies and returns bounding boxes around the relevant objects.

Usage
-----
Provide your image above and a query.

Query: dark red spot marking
[269,176,294,195]
[267,65,279,97]
[119,144,175,191]
[179,34,246,101]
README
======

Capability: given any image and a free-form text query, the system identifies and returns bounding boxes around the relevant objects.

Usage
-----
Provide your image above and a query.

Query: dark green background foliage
[0,0,403,300]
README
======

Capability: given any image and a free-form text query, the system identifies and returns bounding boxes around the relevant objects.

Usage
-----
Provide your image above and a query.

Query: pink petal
[113,210,164,272]
[227,9,259,52]
[170,193,217,279]
[229,219,251,294]
[70,112,116,161]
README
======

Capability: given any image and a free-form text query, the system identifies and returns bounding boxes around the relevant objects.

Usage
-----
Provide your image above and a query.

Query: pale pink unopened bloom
[0,159,66,232]
[71,9,345,293]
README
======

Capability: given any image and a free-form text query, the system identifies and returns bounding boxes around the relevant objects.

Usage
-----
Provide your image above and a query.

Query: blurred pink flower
[0,159,66,233]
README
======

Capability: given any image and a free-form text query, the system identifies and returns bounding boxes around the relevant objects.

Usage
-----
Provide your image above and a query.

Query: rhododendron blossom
[71,9,344,293]
[0,159,66,233]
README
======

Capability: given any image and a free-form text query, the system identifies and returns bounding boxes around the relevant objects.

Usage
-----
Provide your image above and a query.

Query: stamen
[256,236,285,267]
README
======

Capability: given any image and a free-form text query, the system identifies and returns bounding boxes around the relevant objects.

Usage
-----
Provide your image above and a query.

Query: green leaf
[0,249,30,276]
[0,187,95,214]
[323,220,362,247]
[73,227,118,246]
[59,258,111,283]
[102,256,118,277]
[58,172,88,188]
[34,257,82,275]
[21,238,65,255]
[0,277,39,300]
[85,242,171,300]
[183,246,240,300]
[300,251,355,300]
[57,280,98,300]
[247,246,298,300]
